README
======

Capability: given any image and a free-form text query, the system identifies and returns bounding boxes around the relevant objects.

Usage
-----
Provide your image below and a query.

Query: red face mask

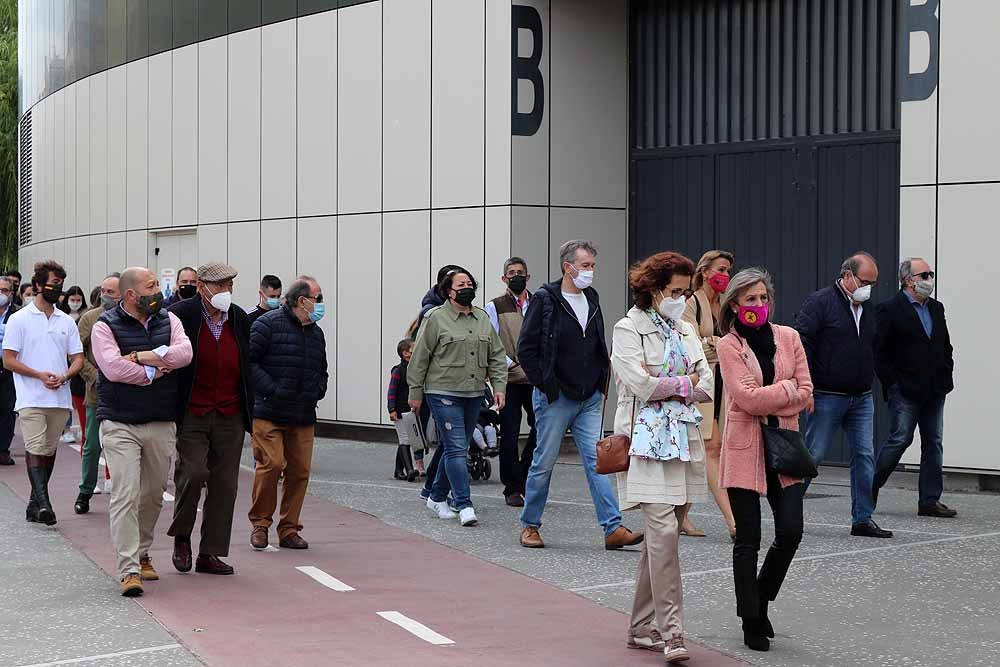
[708,272,731,294]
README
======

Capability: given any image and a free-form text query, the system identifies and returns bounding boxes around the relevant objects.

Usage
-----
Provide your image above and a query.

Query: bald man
[91,267,193,596]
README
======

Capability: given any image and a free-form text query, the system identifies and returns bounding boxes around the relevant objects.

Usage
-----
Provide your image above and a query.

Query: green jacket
[407,301,508,402]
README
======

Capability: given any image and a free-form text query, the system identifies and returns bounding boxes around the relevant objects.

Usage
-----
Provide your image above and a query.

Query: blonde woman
[682,250,736,539]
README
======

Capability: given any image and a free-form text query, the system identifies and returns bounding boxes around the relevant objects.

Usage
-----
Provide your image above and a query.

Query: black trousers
[498,383,536,496]
[727,470,805,619]
[420,402,441,495]
[0,372,15,454]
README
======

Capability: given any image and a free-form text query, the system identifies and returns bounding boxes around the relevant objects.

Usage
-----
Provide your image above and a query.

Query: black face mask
[507,276,527,295]
[41,286,63,304]
[454,288,476,307]
[177,284,197,300]
[137,291,165,316]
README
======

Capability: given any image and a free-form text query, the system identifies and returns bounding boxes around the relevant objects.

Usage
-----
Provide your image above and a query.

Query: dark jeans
[874,386,946,508]
[167,410,245,557]
[498,383,536,496]
[0,372,15,454]
[727,471,805,619]
[421,403,440,499]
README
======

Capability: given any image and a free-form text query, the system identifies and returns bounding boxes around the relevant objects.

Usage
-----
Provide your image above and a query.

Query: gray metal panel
[631,0,899,149]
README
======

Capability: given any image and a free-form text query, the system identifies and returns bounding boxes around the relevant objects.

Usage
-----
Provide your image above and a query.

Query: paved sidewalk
[0,437,743,667]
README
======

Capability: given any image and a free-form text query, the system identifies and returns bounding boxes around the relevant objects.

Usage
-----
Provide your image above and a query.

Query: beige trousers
[100,420,176,578]
[20,407,70,455]
[630,503,687,638]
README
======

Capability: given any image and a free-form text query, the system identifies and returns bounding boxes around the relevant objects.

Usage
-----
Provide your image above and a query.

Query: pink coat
[717,324,813,495]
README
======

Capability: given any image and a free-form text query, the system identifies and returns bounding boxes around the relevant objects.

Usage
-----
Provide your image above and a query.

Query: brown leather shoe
[605,526,644,550]
[139,555,159,581]
[519,526,544,548]
[279,533,309,549]
[195,555,235,575]
[120,573,143,597]
[172,536,192,572]
[250,526,268,550]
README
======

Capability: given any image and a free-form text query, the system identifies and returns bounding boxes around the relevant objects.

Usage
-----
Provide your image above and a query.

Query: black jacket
[875,290,954,403]
[168,296,253,431]
[249,305,329,426]
[793,283,876,395]
[517,280,609,403]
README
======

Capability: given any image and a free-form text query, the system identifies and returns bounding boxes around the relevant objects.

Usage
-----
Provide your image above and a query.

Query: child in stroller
[468,389,500,481]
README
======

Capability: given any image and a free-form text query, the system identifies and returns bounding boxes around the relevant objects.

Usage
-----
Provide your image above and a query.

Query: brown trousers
[630,503,688,638]
[167,410,245,556]
[248,418,315,540]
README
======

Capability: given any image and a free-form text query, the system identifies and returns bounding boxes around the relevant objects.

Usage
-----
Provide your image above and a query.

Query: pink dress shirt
[91,309,193,386]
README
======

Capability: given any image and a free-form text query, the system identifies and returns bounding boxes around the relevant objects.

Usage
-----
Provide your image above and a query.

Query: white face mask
[569,266,594,290]
[914,278,935,298]
[657,293,687,321]
[68,299,83,311]
[210,290,233,312]
[851,284,871,303]
[0,294,9,308]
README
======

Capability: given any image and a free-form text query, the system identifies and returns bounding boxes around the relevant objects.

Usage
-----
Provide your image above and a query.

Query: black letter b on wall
[512,5,544,137]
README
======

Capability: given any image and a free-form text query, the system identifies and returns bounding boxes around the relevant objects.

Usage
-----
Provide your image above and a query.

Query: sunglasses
[303,294,324,304]
[913,271,935,280]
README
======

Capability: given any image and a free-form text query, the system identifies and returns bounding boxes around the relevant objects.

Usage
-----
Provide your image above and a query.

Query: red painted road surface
[1,443,746,667]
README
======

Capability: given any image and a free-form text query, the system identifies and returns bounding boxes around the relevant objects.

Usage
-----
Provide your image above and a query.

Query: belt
[814,389,872,398]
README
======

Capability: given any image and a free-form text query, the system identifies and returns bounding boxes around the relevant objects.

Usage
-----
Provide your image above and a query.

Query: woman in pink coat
[717,268,813,653]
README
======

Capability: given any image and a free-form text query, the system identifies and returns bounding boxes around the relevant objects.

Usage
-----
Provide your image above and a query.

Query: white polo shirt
[2,301,84,411]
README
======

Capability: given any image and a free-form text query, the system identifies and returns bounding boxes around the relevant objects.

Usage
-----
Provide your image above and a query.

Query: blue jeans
[426,394,480,511]
[873,386,945,508]
[804,392,875,525]
[520,389,621,537]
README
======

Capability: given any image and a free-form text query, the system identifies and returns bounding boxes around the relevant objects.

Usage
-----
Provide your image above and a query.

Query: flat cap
[197,262,238,282]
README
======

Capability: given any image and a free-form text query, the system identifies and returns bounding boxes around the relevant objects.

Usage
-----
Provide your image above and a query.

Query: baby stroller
[468,391,501,482]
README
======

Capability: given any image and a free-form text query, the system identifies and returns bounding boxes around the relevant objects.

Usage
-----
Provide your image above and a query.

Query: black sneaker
[851,519,893,538]
[918,502,958,518]
[0,452,14,466]
[73,493,91,515]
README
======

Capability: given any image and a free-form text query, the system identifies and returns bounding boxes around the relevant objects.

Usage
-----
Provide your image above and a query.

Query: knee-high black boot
[26,453,56,526]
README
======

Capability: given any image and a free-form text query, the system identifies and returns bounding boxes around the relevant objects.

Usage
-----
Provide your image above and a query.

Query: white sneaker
[60,432,76,444]
[104,478,113,494]
[91,484,101,495]
[426,497,457,520]
[459,507,478,527]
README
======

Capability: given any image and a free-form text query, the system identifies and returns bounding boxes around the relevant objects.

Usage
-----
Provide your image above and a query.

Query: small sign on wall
[160,268,176,299]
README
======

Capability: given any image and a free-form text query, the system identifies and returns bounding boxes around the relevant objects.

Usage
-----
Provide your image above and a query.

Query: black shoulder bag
[761,421,818,479]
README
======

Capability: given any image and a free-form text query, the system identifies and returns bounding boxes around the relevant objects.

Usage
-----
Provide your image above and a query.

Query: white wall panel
[199,37,228,224]
[297,12,337,217]
[172,45,198,228]
[337,214,381,423]
[297,217,337,419]
[125,230,148,268]
[937,184,1000,470]
[381,210,430,424]
[261,21,297,220]
[108,68,127,233]
[229,29,262,222]
[148,52,173,230]
[197,224,228,266]
[89,72,109,235]
[899,187,936,265]
[511,0,549,206]
[432,0,485,208]
[484,206,512,300]
[338,2,382,215]
[75,79,91,237]
[511,206,550,285]
[259,218,297,295]
[383,0,430,211]
[550,0,627,208]
[485,0,512,206]
[900,94,937,187]
[64,86,76,241]
[90,234,109,284]
[431,207,485,304]
[226,221,261,308]
[53,92,65,243]
[126,60,149,230]
[938,2,1000,183]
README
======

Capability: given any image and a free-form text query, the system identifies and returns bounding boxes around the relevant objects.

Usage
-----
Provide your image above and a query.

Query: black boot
[742,618,770,652]
[25,487,39,522]
[758,580,775,638]
[26,454,56,526]
[74,492,92,515]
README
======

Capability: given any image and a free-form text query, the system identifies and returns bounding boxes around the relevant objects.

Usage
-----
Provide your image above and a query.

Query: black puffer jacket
[249,305,328,426]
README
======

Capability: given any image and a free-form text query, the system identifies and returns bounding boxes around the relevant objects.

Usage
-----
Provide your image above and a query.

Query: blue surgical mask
[309,302,326,323]
[266,297,281,309]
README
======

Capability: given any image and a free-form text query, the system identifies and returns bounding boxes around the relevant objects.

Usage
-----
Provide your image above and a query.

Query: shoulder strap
[601,333,644,435]
[695,293,703,327]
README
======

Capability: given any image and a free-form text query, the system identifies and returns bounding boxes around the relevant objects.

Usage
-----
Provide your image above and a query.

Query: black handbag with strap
[760,422,818,479]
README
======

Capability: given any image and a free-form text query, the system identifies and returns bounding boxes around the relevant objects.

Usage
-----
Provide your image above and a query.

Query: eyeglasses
[303,294,324,304]
[851,273,877,288]
[913,271,935,280]
[665,288,694,300]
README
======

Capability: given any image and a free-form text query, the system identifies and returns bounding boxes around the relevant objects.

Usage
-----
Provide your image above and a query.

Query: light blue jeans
[520,389,622,537]
[803,392,875,525]
[426,394,480,512]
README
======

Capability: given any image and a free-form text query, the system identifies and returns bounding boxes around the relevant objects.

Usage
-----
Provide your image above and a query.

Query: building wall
[18,0,628,428]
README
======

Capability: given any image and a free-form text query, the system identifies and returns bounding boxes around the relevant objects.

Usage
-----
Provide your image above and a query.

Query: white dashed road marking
[15,643,183,666]
[377,611,455,646]
[295,565,355,592]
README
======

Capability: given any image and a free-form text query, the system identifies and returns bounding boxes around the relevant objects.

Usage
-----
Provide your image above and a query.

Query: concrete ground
[1,432,998,666]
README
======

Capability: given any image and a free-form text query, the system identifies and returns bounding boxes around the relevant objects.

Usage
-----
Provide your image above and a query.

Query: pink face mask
[737,304,769,328]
